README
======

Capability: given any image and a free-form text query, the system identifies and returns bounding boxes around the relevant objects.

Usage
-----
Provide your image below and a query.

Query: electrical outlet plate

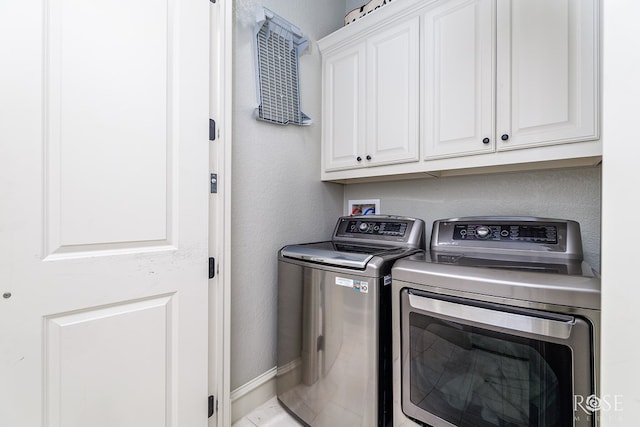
[347,199,380,216]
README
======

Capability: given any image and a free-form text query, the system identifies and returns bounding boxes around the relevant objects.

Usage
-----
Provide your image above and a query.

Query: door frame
[209,1,233,426]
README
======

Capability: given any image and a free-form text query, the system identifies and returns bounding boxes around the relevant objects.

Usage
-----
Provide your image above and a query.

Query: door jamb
[209,1,232,426]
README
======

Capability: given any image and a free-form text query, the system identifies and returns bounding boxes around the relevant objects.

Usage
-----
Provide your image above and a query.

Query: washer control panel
[345,219,408,237]
[333,215,425,249]
[453,223,558,244]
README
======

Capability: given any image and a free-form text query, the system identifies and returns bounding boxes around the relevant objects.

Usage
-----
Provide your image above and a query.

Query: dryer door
[400,289,595,427]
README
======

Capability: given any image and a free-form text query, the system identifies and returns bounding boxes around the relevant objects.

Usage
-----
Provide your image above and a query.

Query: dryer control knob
[475,226,491,239]
[359,222,369,231]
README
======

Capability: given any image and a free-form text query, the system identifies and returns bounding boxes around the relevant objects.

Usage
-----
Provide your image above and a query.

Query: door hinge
[208,395,216,418]
[209,257,215,279]
[209,119,216,141]
[210,173,218,194]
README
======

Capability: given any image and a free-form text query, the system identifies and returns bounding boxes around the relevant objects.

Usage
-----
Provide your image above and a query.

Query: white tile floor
[232,397,301,427]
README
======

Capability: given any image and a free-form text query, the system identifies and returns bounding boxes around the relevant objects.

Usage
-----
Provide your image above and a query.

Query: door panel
[496,0,598,149]
[0,1,209,426]
[422,0,495,159]
[323,44,365,171]
[367,16,420,166]
[45,296,172,427]
[44,0,172,256]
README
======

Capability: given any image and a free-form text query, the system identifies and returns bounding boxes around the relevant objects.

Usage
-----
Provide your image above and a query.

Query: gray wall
[231,0,345,390]
[345,0,366,13]
[344,166,602,271]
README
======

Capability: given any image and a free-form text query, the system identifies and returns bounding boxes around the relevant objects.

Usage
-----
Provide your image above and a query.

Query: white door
[0,1,210,426]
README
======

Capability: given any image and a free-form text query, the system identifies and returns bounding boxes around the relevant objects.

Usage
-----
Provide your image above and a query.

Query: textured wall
[345,0,366,14]
[344,166,602,271]
[230,0,345,390]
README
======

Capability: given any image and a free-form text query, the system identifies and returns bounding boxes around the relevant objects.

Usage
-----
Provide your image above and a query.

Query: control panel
[431,217,583,259]
[333,215,425,249]
[344,219,408,237]
[453,223,558,244]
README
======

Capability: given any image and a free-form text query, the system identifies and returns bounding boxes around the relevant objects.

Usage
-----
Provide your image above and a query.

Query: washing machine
[277,215,425,427]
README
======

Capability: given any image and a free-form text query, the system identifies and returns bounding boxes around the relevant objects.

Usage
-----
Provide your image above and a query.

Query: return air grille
[254,9,311,126]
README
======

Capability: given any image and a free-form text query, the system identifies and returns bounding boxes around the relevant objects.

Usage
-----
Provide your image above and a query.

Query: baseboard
[230,366,277,423]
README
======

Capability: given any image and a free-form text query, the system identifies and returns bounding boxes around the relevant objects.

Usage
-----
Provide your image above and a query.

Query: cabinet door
[323,43,366,171]
[422,0,495,159]
[496,0,598,150]
[366,16,420,166]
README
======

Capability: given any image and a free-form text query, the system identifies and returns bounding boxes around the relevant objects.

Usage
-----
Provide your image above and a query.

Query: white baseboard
[230,366,277,423]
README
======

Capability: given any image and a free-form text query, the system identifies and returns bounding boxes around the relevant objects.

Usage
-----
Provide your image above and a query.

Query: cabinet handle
[482,137,490,144]
[501,134,510,141]
[366,155,372,161]
[356,156,362,162]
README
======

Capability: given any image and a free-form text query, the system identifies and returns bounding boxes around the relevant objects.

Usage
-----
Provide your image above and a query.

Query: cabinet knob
[366,155,372,161]
[482,137,490,144]
[356,156,362,162]
[501,134,510,141]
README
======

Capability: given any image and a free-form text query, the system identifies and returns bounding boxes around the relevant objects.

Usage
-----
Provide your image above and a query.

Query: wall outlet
[347,199,380,216]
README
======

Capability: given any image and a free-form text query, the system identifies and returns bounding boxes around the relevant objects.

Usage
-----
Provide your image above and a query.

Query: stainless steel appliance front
[278,259,387,426]
[392,217,601,427]
[277,215,425,427]
[400,288,596,427]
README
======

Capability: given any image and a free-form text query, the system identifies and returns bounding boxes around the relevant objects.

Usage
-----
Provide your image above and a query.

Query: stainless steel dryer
[391,217,601,427]
[277,215,425,427]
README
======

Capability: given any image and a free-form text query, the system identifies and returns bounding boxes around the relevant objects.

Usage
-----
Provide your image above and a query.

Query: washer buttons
[475,226,491,239]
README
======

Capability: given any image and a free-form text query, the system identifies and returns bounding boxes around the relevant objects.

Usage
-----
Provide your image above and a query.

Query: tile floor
[232,397,301,427]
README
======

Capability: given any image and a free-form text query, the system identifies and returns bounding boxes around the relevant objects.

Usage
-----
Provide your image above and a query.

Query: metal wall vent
[254,9,311,126]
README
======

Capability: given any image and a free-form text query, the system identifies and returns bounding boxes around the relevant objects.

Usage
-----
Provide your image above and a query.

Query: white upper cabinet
[323,43,366,171]
[496,0,599,150]
[318,0,601,182]
[321,15,420,172]
[366,17,420,166]
[422,0,495,159]
[424,0,598,158]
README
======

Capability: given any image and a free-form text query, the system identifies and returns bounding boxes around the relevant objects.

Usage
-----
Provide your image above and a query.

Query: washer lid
[281,241,404,269]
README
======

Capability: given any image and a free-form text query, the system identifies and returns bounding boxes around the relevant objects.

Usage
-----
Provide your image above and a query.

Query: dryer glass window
[406,312,573,427]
